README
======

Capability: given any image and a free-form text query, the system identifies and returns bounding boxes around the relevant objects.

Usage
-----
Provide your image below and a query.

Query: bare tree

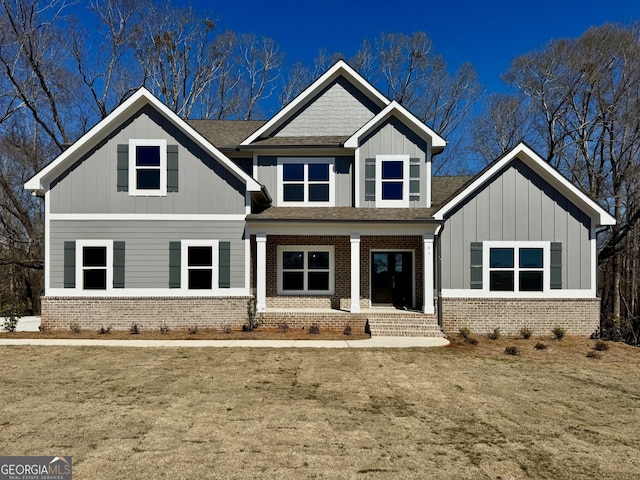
[471,93,531,165]
[503,23,640,321]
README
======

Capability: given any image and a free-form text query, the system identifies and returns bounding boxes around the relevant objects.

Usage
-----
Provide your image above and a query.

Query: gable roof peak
[240,60,390,146]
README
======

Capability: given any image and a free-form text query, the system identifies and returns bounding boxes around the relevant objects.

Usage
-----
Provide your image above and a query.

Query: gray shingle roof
[187,120,266,149]
[246,175,475,223]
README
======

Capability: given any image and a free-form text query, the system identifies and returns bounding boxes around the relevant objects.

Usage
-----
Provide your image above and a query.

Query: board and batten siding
[49,104,246,215]
[439,159,592,290]
[256,156,353,207]
[274,77,379,137]
[358,117,429,208]
[49,220,247,289]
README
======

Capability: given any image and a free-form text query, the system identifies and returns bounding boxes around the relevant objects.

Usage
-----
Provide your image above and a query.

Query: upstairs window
[129,139,167,196]
[375,155,410,207]
[277,158,335,206]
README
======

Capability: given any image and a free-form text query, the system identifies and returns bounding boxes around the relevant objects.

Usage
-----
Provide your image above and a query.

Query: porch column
[350,234,361,313]
[423,234,435,314]
[256,233,267,312]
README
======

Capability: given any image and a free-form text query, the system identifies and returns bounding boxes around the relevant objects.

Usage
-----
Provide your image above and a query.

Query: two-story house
[25,60,615,336]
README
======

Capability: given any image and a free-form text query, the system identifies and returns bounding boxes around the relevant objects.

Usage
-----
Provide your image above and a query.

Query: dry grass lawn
[1,336,639,479]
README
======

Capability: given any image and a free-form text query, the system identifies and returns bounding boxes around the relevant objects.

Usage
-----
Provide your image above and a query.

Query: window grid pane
[490,248,514,268]
[136,146,161,166]
[382,182,403,200]
[382,161,403,179]
[283,163,304,181]
[520,248,543,268]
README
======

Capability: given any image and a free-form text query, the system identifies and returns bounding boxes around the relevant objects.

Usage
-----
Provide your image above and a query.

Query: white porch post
[423,234,435,314]
[350,234,361,313]
[256,233,267,312]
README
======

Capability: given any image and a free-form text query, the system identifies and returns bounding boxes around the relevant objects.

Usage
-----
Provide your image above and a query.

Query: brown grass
[1,336,639,479]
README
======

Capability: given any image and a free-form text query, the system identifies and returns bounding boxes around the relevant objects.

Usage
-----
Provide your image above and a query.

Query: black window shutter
[550,242,562,289]
[63,241,76,288]
[117,144,128,192]
[169,241,181,288]
[219,241,231,288]
[113,241,125,288]
[167,145,179,192]
[470,242,483,289]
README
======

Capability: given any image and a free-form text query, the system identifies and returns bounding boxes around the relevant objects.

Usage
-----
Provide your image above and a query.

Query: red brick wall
[441,297,601,336]
[41,296,250,331]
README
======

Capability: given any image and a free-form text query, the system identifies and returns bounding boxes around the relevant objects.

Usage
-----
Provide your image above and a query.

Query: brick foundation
[41,296,251,331]
[441,297,601,336]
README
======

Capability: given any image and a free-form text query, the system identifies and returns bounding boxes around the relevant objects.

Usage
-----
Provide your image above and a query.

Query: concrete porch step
[366,317,444,337]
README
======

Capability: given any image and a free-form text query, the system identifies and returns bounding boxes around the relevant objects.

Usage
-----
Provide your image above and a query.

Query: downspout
[435,224,444,330]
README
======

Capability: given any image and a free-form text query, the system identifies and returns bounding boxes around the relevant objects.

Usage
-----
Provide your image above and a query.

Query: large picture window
[277,246,334,294]
[487,243,547,292]
[277,158,335,206]
[129,139,167,196]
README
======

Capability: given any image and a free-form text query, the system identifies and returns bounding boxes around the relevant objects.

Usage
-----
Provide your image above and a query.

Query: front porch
[253,231,437,315]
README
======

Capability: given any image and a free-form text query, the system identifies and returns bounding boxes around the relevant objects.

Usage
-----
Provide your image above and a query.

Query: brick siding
[441,297,601,336]
[41,296,250,331]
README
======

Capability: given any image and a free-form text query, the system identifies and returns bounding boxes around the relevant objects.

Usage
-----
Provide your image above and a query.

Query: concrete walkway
[0,337,449,348]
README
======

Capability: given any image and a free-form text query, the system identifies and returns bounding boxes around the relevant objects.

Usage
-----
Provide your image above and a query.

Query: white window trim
[483,241,550,296]
[277,245,335,295]
[375,154,410,208]
[181,240,219,292]
[76,240,113,292]
[276,157,335,206]
[128,139,167,196]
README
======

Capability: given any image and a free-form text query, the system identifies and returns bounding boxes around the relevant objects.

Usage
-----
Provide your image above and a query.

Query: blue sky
[189,0,639,95]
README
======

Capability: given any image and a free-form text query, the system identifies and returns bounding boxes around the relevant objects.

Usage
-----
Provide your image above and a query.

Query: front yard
[0,336,638,479]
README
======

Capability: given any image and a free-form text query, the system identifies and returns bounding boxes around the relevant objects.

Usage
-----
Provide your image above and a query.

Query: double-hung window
[277,246,334,294]
[486,242,548,292]
[277,158,334,206]
[375,155,410,207]
[181,240,218,291]
[76,240,113,290]
[129,139,167,196]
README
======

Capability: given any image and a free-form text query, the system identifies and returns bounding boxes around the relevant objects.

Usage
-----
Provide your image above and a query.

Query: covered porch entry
[248,218,439,315]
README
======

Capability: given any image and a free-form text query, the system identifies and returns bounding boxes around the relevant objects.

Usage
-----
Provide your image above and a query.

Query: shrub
[593,340,609,352]
[2,300,24,333]
[70,323,81,334]
[98,325,112,335]
[243,298,261,332]
[159,323,170,334]
[188,325,199,335]
[277,322,289,334]
[586,350,602,359]
[519,327,533,340]
[308,324,320,334]
[458,327,478,345]
[219,324,232,334]
[504,346,519,356]
[343,325,352,336]
[534,342,547,350]
[487,328,501,340]
[130,323,141,335]
[552,327,566,341]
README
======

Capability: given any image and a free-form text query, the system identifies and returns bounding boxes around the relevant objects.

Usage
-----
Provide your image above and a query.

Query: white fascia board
[433,142,616,227]
[240,60,390,146]
[25,88,261,193]
[344,101,446,150]
[245,221,440,237]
